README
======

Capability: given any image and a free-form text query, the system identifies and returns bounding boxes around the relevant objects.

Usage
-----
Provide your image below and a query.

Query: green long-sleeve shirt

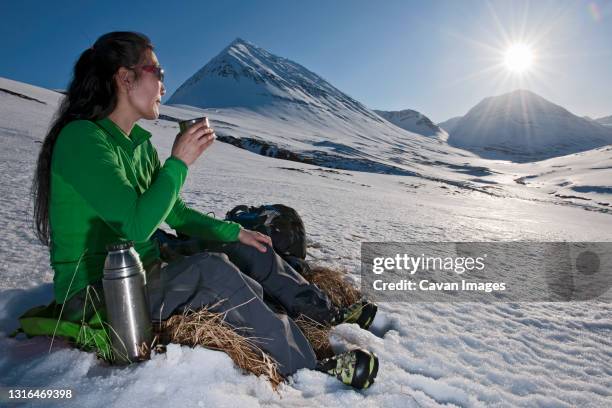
[49,117,241,303]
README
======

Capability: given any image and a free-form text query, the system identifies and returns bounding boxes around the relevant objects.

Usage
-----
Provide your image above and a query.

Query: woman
[32,31,378,388]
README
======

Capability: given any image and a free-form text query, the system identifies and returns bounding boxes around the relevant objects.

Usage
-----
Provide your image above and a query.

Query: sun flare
[504,44,535,73]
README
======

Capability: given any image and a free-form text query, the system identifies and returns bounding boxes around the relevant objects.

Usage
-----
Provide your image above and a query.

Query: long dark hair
[32,31,154,246]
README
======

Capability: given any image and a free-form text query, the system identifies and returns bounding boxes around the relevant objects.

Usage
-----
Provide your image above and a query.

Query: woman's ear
[115,67,135,92]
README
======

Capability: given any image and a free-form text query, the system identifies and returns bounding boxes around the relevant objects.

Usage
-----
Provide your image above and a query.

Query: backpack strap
[225,205,250,220]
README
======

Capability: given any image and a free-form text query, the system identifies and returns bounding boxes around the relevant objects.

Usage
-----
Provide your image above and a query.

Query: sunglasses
[137,64,165,82]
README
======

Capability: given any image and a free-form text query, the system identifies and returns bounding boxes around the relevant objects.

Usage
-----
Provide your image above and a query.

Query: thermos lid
[104,241,144,278]
[106,241,134,252]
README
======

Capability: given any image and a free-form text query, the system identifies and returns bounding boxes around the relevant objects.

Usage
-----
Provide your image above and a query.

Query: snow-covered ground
[1,77,611,407]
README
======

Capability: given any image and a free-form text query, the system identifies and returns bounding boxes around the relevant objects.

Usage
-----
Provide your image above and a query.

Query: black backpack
[225,204,311,276]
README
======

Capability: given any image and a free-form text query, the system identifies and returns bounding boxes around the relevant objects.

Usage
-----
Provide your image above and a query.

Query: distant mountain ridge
[596,115,612,127]
[447,89,612,162]
[168,39,612,165]
[374,109,447,139]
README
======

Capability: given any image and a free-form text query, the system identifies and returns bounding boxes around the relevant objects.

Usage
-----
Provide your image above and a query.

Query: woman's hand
[171,119,216,166]
[238,228,273,253]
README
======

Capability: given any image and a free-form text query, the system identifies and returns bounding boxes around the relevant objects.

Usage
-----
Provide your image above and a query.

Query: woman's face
[126,49,165,120]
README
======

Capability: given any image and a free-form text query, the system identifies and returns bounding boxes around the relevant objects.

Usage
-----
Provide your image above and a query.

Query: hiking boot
[315,348,379,389]
[331,300,377,330]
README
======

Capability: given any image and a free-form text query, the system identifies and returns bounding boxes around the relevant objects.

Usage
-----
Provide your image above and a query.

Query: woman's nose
[161,83,166,96]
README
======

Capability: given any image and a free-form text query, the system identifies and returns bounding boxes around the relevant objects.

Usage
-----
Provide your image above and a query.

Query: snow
[448,89,612,162]
[596,115,612,127]
[1,71,612,407]
[438,116,463,134]
[482,145,612,208]
[374,109,448,140]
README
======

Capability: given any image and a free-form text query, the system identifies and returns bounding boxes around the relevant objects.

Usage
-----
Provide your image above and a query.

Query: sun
[503,44,535,73]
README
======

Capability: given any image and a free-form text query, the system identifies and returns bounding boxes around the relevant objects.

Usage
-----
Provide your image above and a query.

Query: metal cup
[179,117,209,133]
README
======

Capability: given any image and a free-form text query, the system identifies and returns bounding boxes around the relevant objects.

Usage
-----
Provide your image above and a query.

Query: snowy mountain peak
[166,38,380,122]
[491,88,539,100]
[374,109,447,139]
[229,37,249,46]
[222,37,281,69]
[448,89,612,161]
[468,89,570,119]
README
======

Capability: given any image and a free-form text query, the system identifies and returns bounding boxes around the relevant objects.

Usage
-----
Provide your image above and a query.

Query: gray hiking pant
[62,242,334,375]
[145,241,335,376]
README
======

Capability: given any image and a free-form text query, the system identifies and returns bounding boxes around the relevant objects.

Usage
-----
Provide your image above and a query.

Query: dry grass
[305,265,361,307]
[150,264,361,386]
[294,314,334,359]
[295,264,362,359]
[155,303,283,389]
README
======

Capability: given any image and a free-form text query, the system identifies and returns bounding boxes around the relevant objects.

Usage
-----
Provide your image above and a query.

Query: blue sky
[1,0,611,122]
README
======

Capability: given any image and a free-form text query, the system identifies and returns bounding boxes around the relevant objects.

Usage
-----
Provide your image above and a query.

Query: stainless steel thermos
[103,241,152,364]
